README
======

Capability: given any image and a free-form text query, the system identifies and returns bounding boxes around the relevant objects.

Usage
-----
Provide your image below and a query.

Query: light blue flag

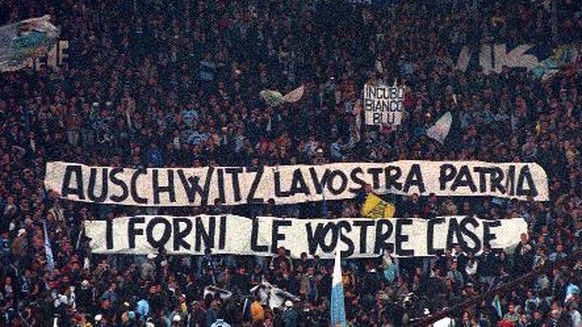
[43,222,55,272]
[492,294,502,318]
[331,250,346,327]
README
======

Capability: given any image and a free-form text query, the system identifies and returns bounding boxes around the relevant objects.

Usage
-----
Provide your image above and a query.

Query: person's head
[277,247,286,257]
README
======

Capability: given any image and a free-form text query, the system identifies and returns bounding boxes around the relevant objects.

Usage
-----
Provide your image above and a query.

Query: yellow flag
[361,193,395,218]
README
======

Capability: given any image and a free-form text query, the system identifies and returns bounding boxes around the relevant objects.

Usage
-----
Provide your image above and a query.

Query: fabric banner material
[426,112,452,145]
[45,161,549,206]
[0,15,60,72]
[360,193,395,218]
[363,84,405,126]
[331,250,346,327]
[84,215,528,259]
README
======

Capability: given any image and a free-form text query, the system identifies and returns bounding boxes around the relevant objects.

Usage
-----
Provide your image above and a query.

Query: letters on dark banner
[85,215,528,259]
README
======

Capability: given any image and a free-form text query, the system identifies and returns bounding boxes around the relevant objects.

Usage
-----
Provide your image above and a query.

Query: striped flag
[331,251,346,327]
[43,222,55,272]
[492,294,503,318]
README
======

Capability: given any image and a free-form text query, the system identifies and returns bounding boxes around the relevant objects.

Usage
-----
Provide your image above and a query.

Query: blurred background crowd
[0,0,581,326]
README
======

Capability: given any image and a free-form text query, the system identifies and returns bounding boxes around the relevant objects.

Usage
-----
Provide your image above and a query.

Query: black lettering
[446,218,461,250]
[250,219,268,252]
[225,167,243,202]
[506,165,515,196]
[348,167,366,193]
[218,216,227,250]
[177,167,214,206]
[327,170,348,196]
[367,168,383,189]
[427,218,446,255]
[274,171,291,197]
[473,167,491,193]
[61,165,85,199]
[309,168,330,194]
[87,168,108,203]
[106,218,113,250]
[290,169,310,196]
[247,167,265,204]
[385,166,402,191]
[128,217,145,249]
[490,167,506,194]
[354,220,375,254]
[130,169,148,204]
[516,166,538,197]
[217,168,226,204]
[152,169,176,204]
[337,221,354,257]
[459,217,481,253]
[403,164,425,193]
[146,217,172,249]
[271,220,292,253]
[306,223,328,255]
[195,216,216,252]
[439,164,456,190]
[109,168,129,202]
[173,218,192,251]
[395,219,414,256]
[373,112,382,124]
[451,165,477,192]
[483,220,501,247]
[373,220,394,254]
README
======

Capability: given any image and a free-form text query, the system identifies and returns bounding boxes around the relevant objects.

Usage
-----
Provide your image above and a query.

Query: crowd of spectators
[0,0,582,326]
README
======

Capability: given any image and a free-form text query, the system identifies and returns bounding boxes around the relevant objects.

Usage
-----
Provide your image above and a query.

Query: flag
[249,281,299,309]
[203,286,233,300]
[331,251,346,327]
[0,15,60,72]
[260,85,304,107]
[361,193,395,218]
[426,112,452,145]
[259,90,284,107]
[281,85,304,103]
[434,317,455,327]
[492,294,503,318]
[43,222,55,272]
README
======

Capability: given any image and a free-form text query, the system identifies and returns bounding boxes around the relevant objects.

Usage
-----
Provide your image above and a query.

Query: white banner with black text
[363,84,405,126]
[45,160,549,207]
[84,215,528,258]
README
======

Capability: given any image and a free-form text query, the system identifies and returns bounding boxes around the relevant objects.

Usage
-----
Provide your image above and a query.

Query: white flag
[426,112,452,145]
[281,85,305,103]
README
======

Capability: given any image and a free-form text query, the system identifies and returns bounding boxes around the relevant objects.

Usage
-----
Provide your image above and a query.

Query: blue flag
[492,294,502,318]
[43,222,55,272]
[331,251,346,327]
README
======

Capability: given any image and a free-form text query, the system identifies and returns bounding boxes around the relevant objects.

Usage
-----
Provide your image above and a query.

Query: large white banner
[84,215,528,258]
[45,161,549,207]
[363,84,404,126]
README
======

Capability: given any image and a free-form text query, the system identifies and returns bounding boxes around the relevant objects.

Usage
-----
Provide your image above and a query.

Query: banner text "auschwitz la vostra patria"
[45,161,549,206]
